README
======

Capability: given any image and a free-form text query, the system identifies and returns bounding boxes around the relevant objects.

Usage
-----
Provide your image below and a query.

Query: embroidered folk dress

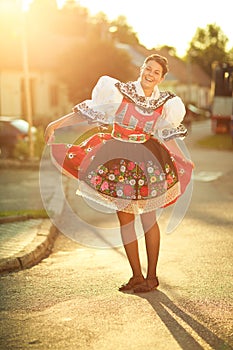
[50,76,193,214]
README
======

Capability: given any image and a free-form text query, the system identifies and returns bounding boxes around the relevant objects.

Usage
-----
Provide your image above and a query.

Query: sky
[18,0,233,57]
[60,0,233,57]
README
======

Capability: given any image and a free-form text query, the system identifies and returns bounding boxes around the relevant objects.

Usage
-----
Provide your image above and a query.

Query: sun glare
[21,0,31,11]
[56,0,66,9]
[3,0,232,57]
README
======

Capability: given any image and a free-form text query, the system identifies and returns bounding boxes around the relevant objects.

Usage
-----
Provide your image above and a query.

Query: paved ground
[0,119,232,349]
[0,219,44,259]
[0,119,232,267]
[0,168,43,212]
[0,153,62,273]
[0,198,232,349]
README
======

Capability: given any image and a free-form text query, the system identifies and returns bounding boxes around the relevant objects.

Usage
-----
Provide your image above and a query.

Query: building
[0,0,72,127]
[117,44,211,110]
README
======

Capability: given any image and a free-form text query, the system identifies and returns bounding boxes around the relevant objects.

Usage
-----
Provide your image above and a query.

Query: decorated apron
[50,94,193,214]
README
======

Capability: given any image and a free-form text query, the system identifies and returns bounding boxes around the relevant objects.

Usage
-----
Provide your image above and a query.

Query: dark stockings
[117,212,142,277]
[117,210,160,279]
[141,211,160,278]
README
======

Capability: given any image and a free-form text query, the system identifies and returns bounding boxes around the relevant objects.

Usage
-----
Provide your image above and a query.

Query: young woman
[44,54,193,293]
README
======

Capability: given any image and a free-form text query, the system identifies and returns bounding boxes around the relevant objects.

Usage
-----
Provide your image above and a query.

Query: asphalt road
[0,120,233,350]
[0,168,44,212]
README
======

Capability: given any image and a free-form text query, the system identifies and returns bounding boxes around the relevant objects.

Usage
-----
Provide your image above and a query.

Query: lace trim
[73,82,175,123]
[76,181,180,214]
[73,102,107,124]
[115,81,176,113]
[159,124,188,141]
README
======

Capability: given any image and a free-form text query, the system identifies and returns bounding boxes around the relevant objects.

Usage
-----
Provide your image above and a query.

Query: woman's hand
[44,124,55,144]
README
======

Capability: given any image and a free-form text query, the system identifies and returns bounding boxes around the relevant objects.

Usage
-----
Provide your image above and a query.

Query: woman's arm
[44,112,82,144]
[165,138,186,159]
[44,76,122,144]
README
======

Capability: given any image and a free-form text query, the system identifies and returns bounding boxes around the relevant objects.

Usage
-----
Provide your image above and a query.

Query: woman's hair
[143,54,169,77]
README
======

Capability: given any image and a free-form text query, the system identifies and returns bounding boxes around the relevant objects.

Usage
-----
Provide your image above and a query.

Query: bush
[13,126,46,160]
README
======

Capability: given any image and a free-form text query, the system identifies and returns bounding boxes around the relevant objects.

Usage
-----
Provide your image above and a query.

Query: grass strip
[0,209,48,218]
[197,134,233,151]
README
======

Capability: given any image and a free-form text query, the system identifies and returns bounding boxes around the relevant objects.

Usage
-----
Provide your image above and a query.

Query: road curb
[0,215,46,224]
[0,220,59,275]
[0,159,40,170]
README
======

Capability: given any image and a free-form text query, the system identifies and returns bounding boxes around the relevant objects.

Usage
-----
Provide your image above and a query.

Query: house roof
[160,48,210,87]
[124,45,211,88]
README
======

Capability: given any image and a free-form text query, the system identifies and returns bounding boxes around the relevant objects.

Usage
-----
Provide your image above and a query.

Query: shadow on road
[136,290,231,350]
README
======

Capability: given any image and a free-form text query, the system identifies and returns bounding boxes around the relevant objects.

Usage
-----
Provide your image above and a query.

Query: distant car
[0,116,37,158]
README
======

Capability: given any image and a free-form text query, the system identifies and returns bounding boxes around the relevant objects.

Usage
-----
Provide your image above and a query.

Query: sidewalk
[0,156,63,274]
[0,218,57,274]
[0,119,214,274]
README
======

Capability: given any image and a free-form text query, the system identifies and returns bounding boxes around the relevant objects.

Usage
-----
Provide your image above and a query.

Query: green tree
[25,1,138,104]
[186,23,231,76]
[158,45,178,57]
[58,38,135,103]
[88,12,111,41]
[227,47,233,62]
[55,2,90,37]
[110,16,139,45]
[28,0,90,37]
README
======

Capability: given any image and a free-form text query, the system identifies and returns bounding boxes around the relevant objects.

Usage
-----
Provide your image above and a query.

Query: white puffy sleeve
[156,96,187,141]
[73,76,123,124]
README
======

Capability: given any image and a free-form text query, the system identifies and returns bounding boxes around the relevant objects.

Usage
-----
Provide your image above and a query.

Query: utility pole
[21,5,34,159]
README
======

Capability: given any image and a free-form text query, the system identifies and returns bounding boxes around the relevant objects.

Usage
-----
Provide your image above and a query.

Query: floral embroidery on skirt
[50,133,193,213]
[78,137,179,203]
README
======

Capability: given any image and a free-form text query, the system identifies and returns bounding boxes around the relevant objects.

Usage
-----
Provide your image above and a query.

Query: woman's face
[140,60,164,96]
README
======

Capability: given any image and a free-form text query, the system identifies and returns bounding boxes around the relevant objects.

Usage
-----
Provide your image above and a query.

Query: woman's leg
[136,211,160,291]
[117,211,144,280]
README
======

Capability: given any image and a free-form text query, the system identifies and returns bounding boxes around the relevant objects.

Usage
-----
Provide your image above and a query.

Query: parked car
[0,116,37,158]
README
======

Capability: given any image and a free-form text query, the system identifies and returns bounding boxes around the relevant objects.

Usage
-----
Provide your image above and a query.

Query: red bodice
[112,97,164,143]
